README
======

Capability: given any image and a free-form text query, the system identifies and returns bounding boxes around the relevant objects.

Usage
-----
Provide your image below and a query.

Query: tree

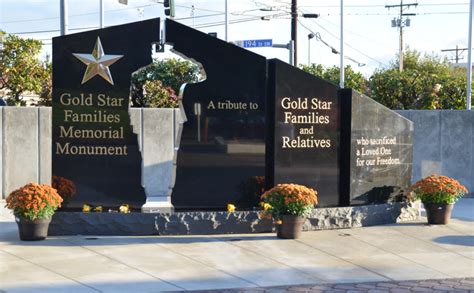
[370,49,468,109]
[36,57,52,106]
[131,58,201,107]
[300,64,370,95]
[0,31,50,106]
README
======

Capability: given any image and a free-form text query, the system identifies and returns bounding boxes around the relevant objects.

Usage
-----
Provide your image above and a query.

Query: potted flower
[410,174,468,225]
[261,183,318,239]
[5,183,63,241]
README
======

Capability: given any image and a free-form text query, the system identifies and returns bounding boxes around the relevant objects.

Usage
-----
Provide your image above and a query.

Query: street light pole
[225,0,229,41]
[60,0,68,36]
[340,0,344,88]
[100,0,104,29]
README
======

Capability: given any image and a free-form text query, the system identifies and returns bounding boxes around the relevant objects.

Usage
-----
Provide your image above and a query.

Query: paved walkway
[0,200,473,292]
[188,278,474,292]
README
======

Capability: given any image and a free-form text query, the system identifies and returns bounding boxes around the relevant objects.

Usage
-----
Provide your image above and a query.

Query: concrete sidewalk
[0,200,473,293]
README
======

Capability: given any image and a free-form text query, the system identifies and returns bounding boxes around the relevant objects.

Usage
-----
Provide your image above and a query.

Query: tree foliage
[370,49,468,109]
[300,64,370,95]
[36,58,53,106]
[131,58,200,107]
[0,31,50,106]
[142,80,178,108]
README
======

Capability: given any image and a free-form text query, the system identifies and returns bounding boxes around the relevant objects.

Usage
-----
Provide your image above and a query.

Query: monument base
[48,202,420,236]
[141,197,174,213]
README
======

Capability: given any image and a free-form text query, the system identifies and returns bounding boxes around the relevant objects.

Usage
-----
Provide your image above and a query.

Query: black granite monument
[266,59,341,207]
[52,19,160,209]
[166,20,267,209]
[51,17,412,211]
[165,19,413,208]
[339,89,413,205]
[265,60,413,206]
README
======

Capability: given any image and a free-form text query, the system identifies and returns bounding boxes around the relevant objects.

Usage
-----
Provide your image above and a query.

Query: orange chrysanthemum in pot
[261,183,318,239]
[5,183,63,241]
[410,174,467,204]
[410,174,468,225]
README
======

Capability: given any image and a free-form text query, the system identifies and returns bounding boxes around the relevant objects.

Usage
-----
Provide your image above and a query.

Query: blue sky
[0,0,470,76]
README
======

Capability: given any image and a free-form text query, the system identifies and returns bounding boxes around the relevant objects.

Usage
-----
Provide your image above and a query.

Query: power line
[316,11,468,16]
[10,26,98,35]
[1,4,157,24]
[30,16,265,41]
[297,19,368,68]
[192,16,264,29]
[298,10,388,67]
[1,2,265,26]
[441,46,469,63]
[300,2,468,8]
[316,16,379,44]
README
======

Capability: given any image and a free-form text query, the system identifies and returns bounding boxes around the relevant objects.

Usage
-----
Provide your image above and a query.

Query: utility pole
[441,46,468,63]
[291,0,297,66]
[386,1,417,72]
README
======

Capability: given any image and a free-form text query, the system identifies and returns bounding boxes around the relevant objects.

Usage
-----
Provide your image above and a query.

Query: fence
[1,108,472,199]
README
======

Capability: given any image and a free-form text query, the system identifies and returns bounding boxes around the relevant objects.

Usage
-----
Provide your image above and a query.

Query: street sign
[235,39,273,48]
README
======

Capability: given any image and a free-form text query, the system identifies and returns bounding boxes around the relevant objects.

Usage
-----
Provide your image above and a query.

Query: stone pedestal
[141,196,174,213]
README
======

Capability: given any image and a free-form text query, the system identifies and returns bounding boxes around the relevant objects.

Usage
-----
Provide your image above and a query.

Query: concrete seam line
[347,228,457,279]
[144,237,261,287]
[0,246,102,292]
[390,224,472,261]
[221,237,326,283]
[61,238,187,290]
[173,108,176,149]
[439,111,443,174]
[141,108,144,187]
[37,107,40,183]
[1,107,6,198]
[294,233,394,282]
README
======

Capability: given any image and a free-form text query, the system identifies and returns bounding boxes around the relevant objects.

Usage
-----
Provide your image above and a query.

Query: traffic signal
[164,0,175,18]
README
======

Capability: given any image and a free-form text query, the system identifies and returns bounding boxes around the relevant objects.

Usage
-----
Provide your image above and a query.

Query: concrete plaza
[0,200,473,292]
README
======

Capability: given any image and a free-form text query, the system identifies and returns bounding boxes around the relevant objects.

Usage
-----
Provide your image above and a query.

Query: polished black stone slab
[267,59,341,207]
[166,20,267,209]
[340,89,413,205]
[52,19,160,209]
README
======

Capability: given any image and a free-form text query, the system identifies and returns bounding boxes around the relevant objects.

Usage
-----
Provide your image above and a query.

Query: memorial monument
[52,19,160,209]
[52,18,413,213]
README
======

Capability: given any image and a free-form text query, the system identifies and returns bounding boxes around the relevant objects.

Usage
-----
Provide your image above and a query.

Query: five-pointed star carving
[73,37,123,85]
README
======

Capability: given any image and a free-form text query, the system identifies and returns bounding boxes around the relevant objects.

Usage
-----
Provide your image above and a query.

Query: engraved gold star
[73,37,123,85]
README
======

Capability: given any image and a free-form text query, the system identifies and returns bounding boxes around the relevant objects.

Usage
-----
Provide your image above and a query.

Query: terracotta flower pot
[15,216,52,241]
[277,215,305,239]
[424,203,453,225]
